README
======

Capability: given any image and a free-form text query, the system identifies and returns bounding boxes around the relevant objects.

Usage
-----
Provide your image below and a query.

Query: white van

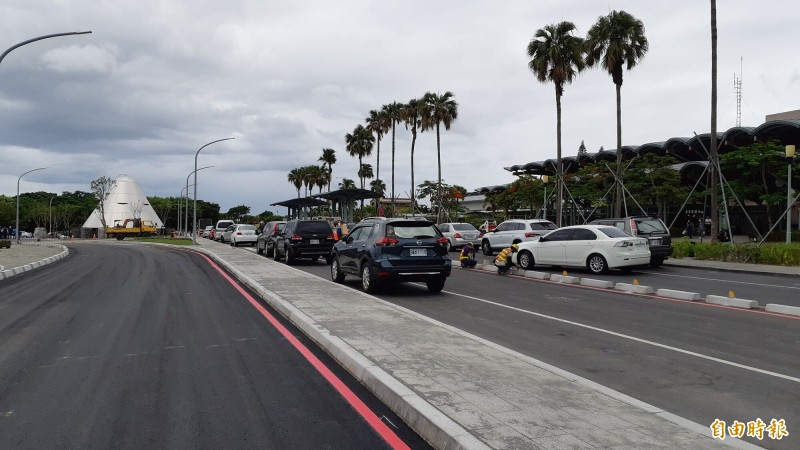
[214,220,235,242]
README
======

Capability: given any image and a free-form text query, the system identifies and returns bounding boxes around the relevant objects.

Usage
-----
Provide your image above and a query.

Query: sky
[1,1,798,216]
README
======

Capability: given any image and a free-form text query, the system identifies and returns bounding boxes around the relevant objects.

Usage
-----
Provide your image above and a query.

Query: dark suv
[273,220,335,265]
[329,218,452,294]
[589,216,673,267]
[256,220,286,257]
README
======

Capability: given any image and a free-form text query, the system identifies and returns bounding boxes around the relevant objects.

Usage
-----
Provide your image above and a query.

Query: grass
[672,239,800,266]
[125,236,195,246]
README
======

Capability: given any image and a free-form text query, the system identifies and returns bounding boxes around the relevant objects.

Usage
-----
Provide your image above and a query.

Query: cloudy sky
[1,1,798,215]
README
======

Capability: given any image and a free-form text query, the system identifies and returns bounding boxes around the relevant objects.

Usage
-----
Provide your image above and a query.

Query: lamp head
[786,145,796,159]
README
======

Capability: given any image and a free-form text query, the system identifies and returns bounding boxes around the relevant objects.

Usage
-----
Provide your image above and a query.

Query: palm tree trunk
[555,87,563,227]
[614,82,624,217]
[391,121,396,217]
[411,127,417,215]
[376,137,381,193]
[709,0,719,242]
[359,156,364,214]
[436,123,443,224]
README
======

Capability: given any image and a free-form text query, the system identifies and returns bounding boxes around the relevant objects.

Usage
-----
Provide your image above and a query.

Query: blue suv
[329,218,452,294]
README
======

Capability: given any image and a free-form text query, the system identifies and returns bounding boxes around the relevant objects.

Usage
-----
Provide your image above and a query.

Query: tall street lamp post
[542,175,549,220]
[193,139,234,244]
[185,166,213,236]
[1,31,92,65]
[16,167,47,242]
[787,145,796,244]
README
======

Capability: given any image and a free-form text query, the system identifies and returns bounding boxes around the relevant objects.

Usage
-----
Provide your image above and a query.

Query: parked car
[202,226,213,238]
[512,225,651,274]
[273,219,335,265]
[589,216,673,267]
[437,222,482,252]
[220,224,236,243]
[214,220,235,242]
[229,224,258,246]
[256,220,286,256]
[479,220,497,233]
[480,219,557,255]
[330,217,452,294]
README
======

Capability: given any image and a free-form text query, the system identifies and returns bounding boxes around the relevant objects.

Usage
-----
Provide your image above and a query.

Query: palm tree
[369,178,386,197]
[527,21,586,227]
[338,178,356,189]
[422,91,458,224]
[300,166,313,197]
[709,0,720,242]
[366,109,389,194]
[401,98,428,215]
[345,124,375,212]
[358,163,374,187]
[382,102,404,216]
[585,10,648,218]
[318,148,337,192]
[305,165,326,194]
[287,168,303,198]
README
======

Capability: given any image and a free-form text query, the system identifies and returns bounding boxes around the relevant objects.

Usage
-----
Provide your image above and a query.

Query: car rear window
[388,223,440,239]
[217,221,234,228]
[598,227,631,238]
[238,225,256,230]
[634,218,667,234]
[530,222,557,231]
[452,224,477,231]
[295,221,332,233]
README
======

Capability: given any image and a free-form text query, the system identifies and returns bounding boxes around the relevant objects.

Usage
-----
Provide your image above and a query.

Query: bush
[0,239,10,249]
[672,240,800,266]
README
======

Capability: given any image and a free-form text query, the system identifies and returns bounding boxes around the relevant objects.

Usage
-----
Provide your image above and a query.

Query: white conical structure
[82,176,163,229]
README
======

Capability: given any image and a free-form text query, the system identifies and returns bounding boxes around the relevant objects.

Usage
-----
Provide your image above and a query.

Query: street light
[184,166,214,236]
[787,145,796,244]
[1,31,92,65]
[542,175,549,220]
[193,138,234,244]
[16,167,47,242]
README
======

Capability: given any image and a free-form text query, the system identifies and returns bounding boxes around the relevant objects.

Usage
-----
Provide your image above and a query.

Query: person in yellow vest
[494,244,518,275]
[459,242,477,268]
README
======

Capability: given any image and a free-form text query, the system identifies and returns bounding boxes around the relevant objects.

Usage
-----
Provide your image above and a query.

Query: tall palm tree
[382,102,403,217]
[300,165,313,197]
[338,178,356,189]
[366,109,389,195]
[401,98,428,215]
[369,178,386,197]
[527,21,586,227]
[318,148,337,192]
[287,168,303,198]
[422,91,458,224]
[305,165,326,194]
[585,10,648,218]
[358,163,374,187]
[345,124,375,212]
[709,0,720,242]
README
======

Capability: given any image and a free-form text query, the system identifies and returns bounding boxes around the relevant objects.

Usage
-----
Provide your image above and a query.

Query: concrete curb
[193,246,488,450]
[549,273,579,284]
[615,282,655,294]
[579,277,615,289]
[0,241,69,281]
[655,289,702,301]
[705,295,759,309]
[522,270,550,280]
[765,304,800,316]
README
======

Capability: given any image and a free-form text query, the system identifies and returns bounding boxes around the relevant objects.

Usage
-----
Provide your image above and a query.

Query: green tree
[401,97,428,215]
[369,178,386,197]
[623,154,686,220]
[381,102,404,216]
[365,109,389,191]
[527,21,586,227]
[345,124,375,191]
[338,178,356,189]
[422,92,458,224]
[318,148,337,192]
[585,10,649,217]
[287,168,303,197]
[90,176,116,229]
[225,205,251,222]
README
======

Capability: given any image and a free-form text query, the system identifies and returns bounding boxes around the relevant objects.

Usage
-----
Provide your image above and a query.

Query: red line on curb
[195,252,410,450]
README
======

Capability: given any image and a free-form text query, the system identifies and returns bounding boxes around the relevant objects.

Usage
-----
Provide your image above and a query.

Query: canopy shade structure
[82,176,163,229]
[314,188,382,223]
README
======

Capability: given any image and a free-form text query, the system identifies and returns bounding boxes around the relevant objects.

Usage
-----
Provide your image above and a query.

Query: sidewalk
[194,240,758,450]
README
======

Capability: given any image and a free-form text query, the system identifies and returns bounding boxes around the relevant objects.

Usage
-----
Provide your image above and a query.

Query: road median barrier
[523,270,550,280]
[765,304,800,317]
[550,273,579,284]
[705,295,758,309]
[656,289,702,301]
[481,264,498,273]
[615,282,654,294]
[579,278,614,289]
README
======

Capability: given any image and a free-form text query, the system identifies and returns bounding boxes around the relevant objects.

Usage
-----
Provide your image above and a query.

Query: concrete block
[615,283,654,294]
[13,267,26,275]
[1,270,13,279]
[523,270,550,280]
[656,289,701,301]
[765,304,800,317]
[580,278,614,289]
[0,271,5,280]
[481,265,498,273]
[32,261,41,268]
[550,274,579,284]
[705,295,758,309]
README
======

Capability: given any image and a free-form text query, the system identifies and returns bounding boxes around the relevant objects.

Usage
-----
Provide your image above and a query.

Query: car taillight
[374,236,399,246]
[236,231,242,235]
[290,234,303,241]
[630,220,637,235]
[453,232,462,238]
[437,237,449,245]
[524,232,539,238]
[614,241,634,247]
[326,234,334,241]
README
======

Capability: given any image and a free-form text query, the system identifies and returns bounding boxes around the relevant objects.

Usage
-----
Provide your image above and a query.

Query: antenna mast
[734,57,742,127]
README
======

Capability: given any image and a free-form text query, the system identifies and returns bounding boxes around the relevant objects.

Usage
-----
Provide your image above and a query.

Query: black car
[589,216,673,267]
[273,220,335,265]
[329,218,452,294]
[256,220,286,257]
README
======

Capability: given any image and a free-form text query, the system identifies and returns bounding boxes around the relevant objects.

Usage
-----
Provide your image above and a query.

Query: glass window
[494,222,510,232]
[571,228,597,240]
[634,218,668,234]
[238,225,256,231]
[391,224,440,239]
[599,227,631,238]
[296,221,332,233]
[438,224,450,232]
[543,229,573,241]
[452,223,478,231]
[530,222,557,231]
[348,227,366,241]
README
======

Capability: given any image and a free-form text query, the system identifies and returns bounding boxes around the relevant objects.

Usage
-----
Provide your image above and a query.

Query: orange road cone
[92,233,96,240]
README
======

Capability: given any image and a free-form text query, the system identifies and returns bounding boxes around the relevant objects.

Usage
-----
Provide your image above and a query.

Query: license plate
[310,239,320,244]
[410,248,426,256]
[649,238,661,246]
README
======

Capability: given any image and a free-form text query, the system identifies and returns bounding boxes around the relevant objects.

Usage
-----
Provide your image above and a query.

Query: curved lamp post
[1,31,92,65]
[193,138,234,244]
[16,167,47,242]
[787,145,796,243]
[542,175,549,220]
[184,166,214,236]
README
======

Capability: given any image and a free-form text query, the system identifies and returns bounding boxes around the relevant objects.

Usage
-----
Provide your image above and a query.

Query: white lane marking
[445,290,800,384]
[653,272,800,290]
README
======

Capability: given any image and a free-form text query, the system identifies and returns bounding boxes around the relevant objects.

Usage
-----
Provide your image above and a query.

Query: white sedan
[229,224,258,247]
[512,225,650,274]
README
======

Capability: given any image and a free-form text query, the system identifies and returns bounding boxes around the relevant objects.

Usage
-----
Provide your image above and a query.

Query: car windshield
[296,221,331,233]
[390,223,440,239]
[635,218,667,234]
[452,224,477,231]
[598,227,632,238]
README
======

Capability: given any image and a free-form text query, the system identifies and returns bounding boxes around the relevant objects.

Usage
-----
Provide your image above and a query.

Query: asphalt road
[0,242,430,449]
[278,250,800,450]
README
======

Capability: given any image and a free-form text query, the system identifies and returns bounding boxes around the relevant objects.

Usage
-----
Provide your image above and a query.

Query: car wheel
[266,243,274,257]
[231,239,236,246]
[361,263,379,294]
[587,254,608,274]
[219,236,225,243]
[331,256,345,283]
[426,278,446,293]
[518,250,535,270]
[256,243,263,255]
[273,243,281,261]
[284,245,295,265]
[445,241,453,253]
[481,240,493,256]
[649,256,664,268]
